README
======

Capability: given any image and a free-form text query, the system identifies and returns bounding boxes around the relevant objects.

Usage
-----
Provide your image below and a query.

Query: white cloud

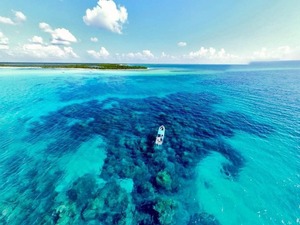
[141,50,154,58]
[14,11,26,23]
[83,0,128,34]
[178,42,187,47]
[51,28,77,45]
[0,16,14,25]
[182,46,300,64]
[0,23,78,60]
[161,52,177,61]
[0,32,9,49]
[161,52,167,57]
[29,36,43,44]
[39,22,77,45]
[251,46,300,61]
[126,50,154,59]
[63,47,79,58]
[0,45,9,50]
[87,47,110,58]
[39,22,52,32]
[185,47,239,63]
[114,50,155,62]
[0,11,26,25]
[90,37,98,42]
[22,43,78,59]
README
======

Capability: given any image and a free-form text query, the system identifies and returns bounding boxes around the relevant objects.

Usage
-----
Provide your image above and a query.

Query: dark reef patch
[12,90,274,224]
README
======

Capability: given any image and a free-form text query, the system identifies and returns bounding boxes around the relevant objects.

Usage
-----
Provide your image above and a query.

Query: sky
[0,0,300,64]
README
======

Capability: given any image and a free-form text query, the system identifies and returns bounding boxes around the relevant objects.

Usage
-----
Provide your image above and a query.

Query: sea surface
[0,63,299,225]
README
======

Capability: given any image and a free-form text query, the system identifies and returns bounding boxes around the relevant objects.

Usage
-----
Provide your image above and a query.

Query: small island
[0,63,147,70]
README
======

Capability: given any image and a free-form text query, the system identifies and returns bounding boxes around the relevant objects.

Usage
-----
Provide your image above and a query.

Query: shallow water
[0,64,299,225]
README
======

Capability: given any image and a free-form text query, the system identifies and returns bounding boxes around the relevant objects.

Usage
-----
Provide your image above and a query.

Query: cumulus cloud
[0,16,14,25]
[51,28,77,45]
[1,22,78,60]
[0,32,9,49]
[39,22,77,45]
[126,50,154,59]
[83,0,128,34]
[87,47,110,58]
[0,11,26,25]
[90,37,98,42]
[114,50,155,62]
[29,36,43,44]
[185,47,239,63]
[14,11,26,23]
[22,43,78,59]
[39,22,52,32]
[177,42,187,47]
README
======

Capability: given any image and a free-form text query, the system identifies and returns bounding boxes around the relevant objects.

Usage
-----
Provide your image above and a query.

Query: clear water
[0,64,299,225]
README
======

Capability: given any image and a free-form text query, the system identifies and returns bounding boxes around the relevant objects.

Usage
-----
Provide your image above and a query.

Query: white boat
[155,125,165,145]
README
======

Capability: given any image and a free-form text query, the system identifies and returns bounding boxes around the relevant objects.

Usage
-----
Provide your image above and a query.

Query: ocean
[0,63,299,225]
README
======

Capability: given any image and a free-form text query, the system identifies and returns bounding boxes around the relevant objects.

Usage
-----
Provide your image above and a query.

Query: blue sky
[0,0,299,63]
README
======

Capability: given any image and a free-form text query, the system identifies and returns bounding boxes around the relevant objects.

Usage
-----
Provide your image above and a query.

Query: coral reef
[1,82,274,224]
[81,181,134,224]
[153,198,177,225]
[155,170,172,191]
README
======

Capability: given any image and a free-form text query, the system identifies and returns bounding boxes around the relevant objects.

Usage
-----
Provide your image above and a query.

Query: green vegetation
[0,63,147,70]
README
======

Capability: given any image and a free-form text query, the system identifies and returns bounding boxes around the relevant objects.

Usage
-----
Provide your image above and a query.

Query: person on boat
[156,137,162,144]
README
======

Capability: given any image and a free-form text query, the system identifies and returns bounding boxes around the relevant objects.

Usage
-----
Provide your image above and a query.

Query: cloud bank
[0,20,80,61]
[115,50,154,62]
[251,46,300,61]
[83,0,128,34]
[22,44,78,60]
[185,47,239,63]
[84,46,300,64]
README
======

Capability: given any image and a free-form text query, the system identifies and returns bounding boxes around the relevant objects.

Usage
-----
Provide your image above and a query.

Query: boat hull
[155,125,165,145]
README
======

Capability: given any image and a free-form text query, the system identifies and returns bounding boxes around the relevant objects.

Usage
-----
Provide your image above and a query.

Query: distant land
[249,60,300,67]
[0,63,148,70]
[1,61,299,70]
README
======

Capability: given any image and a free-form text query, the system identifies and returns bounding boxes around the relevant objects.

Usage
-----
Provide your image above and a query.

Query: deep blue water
[0,63,299,225]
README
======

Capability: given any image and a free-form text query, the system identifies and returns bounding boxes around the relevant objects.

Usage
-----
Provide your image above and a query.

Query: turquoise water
[0,64,299,225]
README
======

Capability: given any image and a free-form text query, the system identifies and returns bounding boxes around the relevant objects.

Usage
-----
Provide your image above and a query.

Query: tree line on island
[0,63,147,70]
